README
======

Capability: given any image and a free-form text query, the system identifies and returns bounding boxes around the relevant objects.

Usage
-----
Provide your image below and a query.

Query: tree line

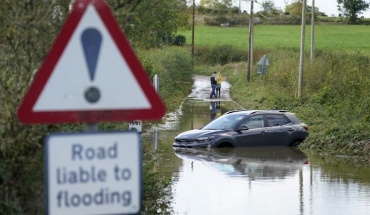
[198,0,370,24]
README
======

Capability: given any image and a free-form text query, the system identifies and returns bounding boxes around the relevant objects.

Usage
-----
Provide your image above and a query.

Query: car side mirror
[236,125,249,132]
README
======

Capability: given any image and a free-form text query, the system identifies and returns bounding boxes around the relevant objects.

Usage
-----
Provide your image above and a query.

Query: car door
[234,115,269,146]
[264,114,292,146]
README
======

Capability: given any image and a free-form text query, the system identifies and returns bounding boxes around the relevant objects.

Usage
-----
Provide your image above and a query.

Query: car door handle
[287,128,294,132]
[261,130,267,134]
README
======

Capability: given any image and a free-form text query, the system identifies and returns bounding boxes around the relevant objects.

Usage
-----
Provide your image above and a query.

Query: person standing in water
[210,71,217,98]
[216,72,223,98]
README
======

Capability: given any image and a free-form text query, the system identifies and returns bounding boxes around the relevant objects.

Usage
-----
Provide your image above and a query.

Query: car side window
[239,115,264,129]
[267,114,290,127]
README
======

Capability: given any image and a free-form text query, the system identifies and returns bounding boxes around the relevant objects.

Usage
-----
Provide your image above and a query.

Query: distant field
[179,25,370,55]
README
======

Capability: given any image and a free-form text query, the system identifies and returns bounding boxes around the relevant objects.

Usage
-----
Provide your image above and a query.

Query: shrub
[194,45,246,65]
[137,46,194,111]
[173,35,186,46]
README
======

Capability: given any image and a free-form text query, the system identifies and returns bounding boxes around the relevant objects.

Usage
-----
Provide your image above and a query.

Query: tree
[285,0,321,17]
[337,0,370,23]
[261,0,277,13]
[285,0,304,16]
[200,0,233,8]
[1,1,70,213]
[110,0,190,48]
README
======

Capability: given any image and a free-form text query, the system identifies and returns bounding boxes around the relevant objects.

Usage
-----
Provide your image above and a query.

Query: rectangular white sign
[128,121,142,132]
[45,132,141,215]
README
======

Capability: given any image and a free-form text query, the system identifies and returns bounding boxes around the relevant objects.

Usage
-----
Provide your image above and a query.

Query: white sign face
[128,121,142,133]
[46,132,141,215]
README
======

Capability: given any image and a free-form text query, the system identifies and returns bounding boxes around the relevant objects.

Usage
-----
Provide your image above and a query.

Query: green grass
[180,25,370,55]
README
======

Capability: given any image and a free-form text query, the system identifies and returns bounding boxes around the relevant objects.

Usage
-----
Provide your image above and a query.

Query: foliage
[109,0,190,49]
[141,146,173,215]
[203,13,249,26]
[284,0,305,17]
[137,46,194,112]
[0,0,70,214]
[194,45,246,65]
[261,0,278,13]
[197,5,240,15]
[337,0,370,23]
[194,47,370,160]
[199,0,233,9]
[173,35,186,46]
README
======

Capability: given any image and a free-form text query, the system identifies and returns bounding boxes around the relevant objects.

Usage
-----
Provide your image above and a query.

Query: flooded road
[143,76,370,215]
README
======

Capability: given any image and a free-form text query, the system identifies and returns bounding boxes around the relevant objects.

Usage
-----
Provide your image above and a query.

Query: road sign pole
[85,123,98,132]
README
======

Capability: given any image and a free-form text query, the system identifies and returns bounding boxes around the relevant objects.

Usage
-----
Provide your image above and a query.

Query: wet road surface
[143,76,370,215]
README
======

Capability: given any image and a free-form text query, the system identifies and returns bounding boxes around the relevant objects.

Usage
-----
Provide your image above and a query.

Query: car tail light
[302,124,309,131]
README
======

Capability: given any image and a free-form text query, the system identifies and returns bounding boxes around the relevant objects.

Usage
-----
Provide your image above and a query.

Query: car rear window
[285,113,303,124]
[266,114,290,126]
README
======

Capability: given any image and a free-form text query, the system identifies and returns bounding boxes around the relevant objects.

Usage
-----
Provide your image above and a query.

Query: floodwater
[143,76,370,215]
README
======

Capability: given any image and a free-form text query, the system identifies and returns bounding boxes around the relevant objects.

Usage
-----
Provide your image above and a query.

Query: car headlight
[195,136,215,143]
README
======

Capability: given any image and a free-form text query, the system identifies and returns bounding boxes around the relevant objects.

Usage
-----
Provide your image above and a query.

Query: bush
[173,35,186,46]
[138,46,194,111]
[204,13,249,26]
[194,45,246,65]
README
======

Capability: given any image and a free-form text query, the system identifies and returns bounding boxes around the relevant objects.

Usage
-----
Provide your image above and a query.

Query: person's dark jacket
[210,75,217,85]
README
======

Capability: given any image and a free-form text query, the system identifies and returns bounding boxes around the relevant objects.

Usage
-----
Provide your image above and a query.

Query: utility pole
[247,0,253,82]
[310,0,315,61]
[239,0,241,13]
[192,0,195,58]
[298,0,306,98]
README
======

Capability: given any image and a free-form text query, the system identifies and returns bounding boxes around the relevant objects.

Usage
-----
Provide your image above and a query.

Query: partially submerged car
[173,110,309,148]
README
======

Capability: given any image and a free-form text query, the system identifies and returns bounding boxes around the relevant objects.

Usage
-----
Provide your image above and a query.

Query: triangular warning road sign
[17,0,166,124]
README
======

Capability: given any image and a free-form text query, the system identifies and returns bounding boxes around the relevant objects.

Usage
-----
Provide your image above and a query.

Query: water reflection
[174,147,308,180]
[210,101,222,120]
[147,98,370,215]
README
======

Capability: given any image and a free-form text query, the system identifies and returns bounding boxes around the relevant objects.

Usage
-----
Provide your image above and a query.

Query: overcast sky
[240,0,370,18]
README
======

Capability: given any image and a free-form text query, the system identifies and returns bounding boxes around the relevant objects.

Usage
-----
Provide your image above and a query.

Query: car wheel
[290,140,302,147]
[217,142,234,148]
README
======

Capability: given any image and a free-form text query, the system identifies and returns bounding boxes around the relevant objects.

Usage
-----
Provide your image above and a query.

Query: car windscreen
[202,114,246,130]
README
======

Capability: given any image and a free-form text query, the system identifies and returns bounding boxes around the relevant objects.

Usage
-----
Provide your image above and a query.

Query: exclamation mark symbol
[81,28,102,103]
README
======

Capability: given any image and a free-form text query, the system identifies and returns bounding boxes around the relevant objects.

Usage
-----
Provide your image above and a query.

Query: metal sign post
[257,55,269,80]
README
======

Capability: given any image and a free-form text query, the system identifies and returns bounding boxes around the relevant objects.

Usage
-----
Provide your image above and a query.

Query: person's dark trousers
[216,86,221,98]
[210,84,216,98]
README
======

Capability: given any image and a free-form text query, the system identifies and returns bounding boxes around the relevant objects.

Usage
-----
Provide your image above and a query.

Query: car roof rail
[223,110,245,115]
[267,109,288,112]
[251,110,288,114]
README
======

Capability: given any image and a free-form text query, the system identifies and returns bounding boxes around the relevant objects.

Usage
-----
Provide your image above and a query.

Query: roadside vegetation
[190,44,370,161]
